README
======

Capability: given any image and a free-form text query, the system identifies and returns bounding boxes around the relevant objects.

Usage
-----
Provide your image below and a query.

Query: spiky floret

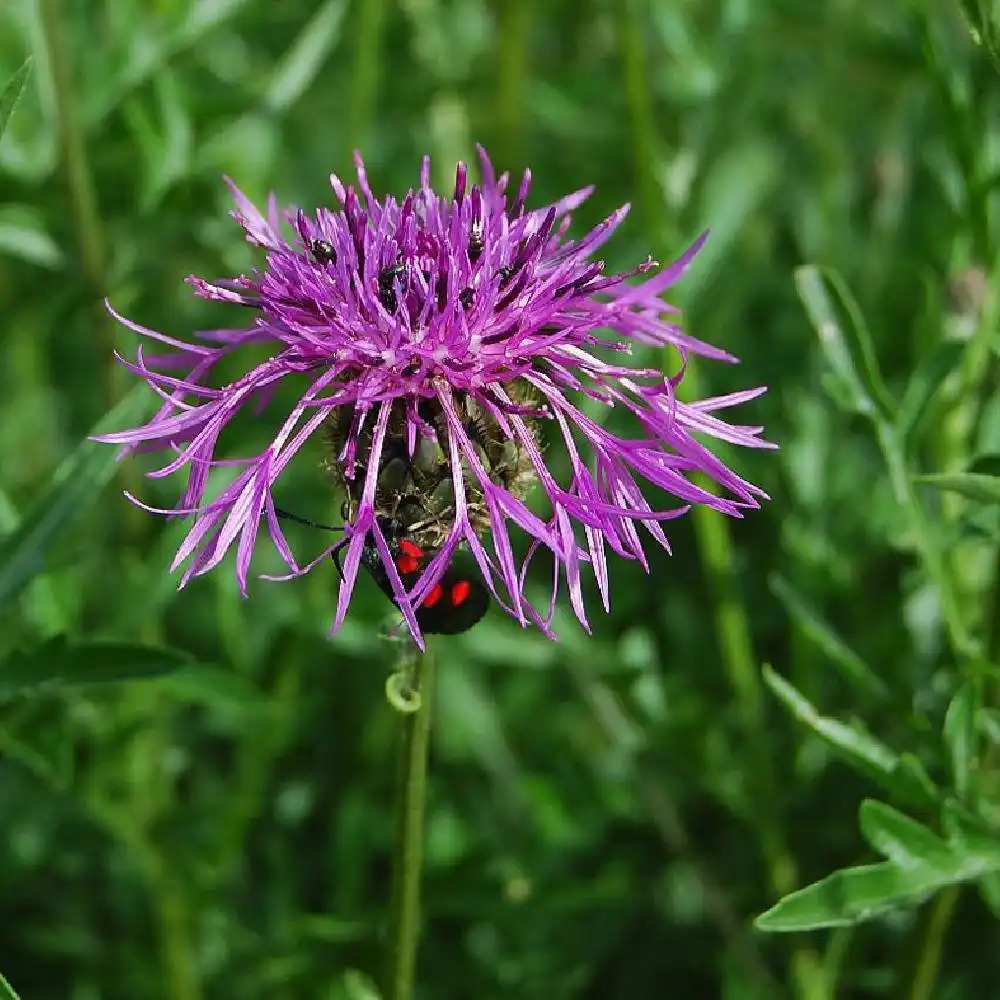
[98,146,772,646]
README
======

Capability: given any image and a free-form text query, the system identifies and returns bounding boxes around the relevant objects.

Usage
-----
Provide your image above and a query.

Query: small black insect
[468,222,484,263]
[308,239,337,264]
[378,263,406,313]
[459,287,474,310]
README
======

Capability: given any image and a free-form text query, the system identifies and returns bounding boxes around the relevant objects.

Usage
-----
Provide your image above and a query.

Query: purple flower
[98,147,772,646]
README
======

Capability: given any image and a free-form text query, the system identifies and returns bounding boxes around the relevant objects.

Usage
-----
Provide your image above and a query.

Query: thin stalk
[898,886,960,1000]
[37,0,151,570]
[384,643,436,1000]
[617,3,825,994]
[152,866,202,1000]
[36,0,114,402]
[36,0,105,286]
[495,0,530,165]
[685,369,827,1000]
[875,420,977,661]
[569,659,779,993]
[619,0,668,234]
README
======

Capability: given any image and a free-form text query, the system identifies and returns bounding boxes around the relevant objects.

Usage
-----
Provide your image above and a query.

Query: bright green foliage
[757,801,1000,931]
[2,2,1000,999]
[0,638,191,701]
[0,58,30,145]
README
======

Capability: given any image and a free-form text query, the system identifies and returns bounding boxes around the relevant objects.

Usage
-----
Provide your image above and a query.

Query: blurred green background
[3,1,1000,998]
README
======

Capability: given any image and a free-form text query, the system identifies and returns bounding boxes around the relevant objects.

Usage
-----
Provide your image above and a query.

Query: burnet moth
[275,508,489,636]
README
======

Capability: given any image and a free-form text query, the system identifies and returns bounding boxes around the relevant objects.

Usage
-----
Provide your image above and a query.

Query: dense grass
[2,2,1000,998]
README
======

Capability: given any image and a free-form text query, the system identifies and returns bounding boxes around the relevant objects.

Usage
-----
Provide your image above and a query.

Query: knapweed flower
[98,147,771,646]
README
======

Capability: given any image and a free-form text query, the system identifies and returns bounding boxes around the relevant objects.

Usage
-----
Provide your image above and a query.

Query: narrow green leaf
[755,862,941,932]
[88,0,254,121]
[942,802,1000,867]
[858,800,956,872]
[0,971,22,1000]
[0,217,65,268]
[896,340,964,445]
[264,0,347,113]
[0,385,152,609]
[676,141,776,308]
[0,57,32,145]
[944,682,980,800]
[343,969,384,1000]
[770,575,888,697]
[980,707,1000,746]
[0,637,191,701]
[763,666,936,807]
[896,754,940,806]
[795,266,894,420]
[969,455,1000,477]
[819,268,895,418]
[151,666,264,725]
[759,800,1000,933]
[914,472,1000,505]
[978,872,1000,919]
[957,0,1000,70]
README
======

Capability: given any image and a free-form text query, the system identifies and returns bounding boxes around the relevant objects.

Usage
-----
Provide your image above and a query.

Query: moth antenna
[330,538,347,581]
[275,506,345,532]
[274,506,348,580]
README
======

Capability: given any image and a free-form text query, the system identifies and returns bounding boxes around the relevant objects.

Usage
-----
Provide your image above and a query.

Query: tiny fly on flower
[308,239,337,264]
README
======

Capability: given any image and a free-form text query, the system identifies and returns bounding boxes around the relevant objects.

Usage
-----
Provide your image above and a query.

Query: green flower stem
[384,642,435,1000]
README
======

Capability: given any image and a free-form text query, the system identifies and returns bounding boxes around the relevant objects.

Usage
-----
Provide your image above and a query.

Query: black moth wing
[361,534,489,635]
[413,564,489,635]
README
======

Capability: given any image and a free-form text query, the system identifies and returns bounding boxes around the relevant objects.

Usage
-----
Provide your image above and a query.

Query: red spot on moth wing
[423,583,444,608]
[396,554,421,574]
[450,580,471,606]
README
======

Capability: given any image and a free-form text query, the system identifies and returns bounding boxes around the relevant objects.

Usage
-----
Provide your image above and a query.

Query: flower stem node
[386,668,422,714]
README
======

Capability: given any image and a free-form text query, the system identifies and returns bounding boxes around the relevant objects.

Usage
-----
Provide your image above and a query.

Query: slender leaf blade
[942,802,1000,868]
[0,57,32,145]
[914,472,1000,504]
[896,340,964,445]
[858,800,956,872]
[763,666,937,807]
[755,862,943,932]
[944,682,979,800]
[820,267,895,420]
[0,972,22,1000]
[795,266,894,420]
[264,0,347,113]
[0,385,152,609]
[0,637,191,700]
[770,575,888,697]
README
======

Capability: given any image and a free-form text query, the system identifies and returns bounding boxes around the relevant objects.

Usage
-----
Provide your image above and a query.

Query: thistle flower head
[99,147,772,645]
